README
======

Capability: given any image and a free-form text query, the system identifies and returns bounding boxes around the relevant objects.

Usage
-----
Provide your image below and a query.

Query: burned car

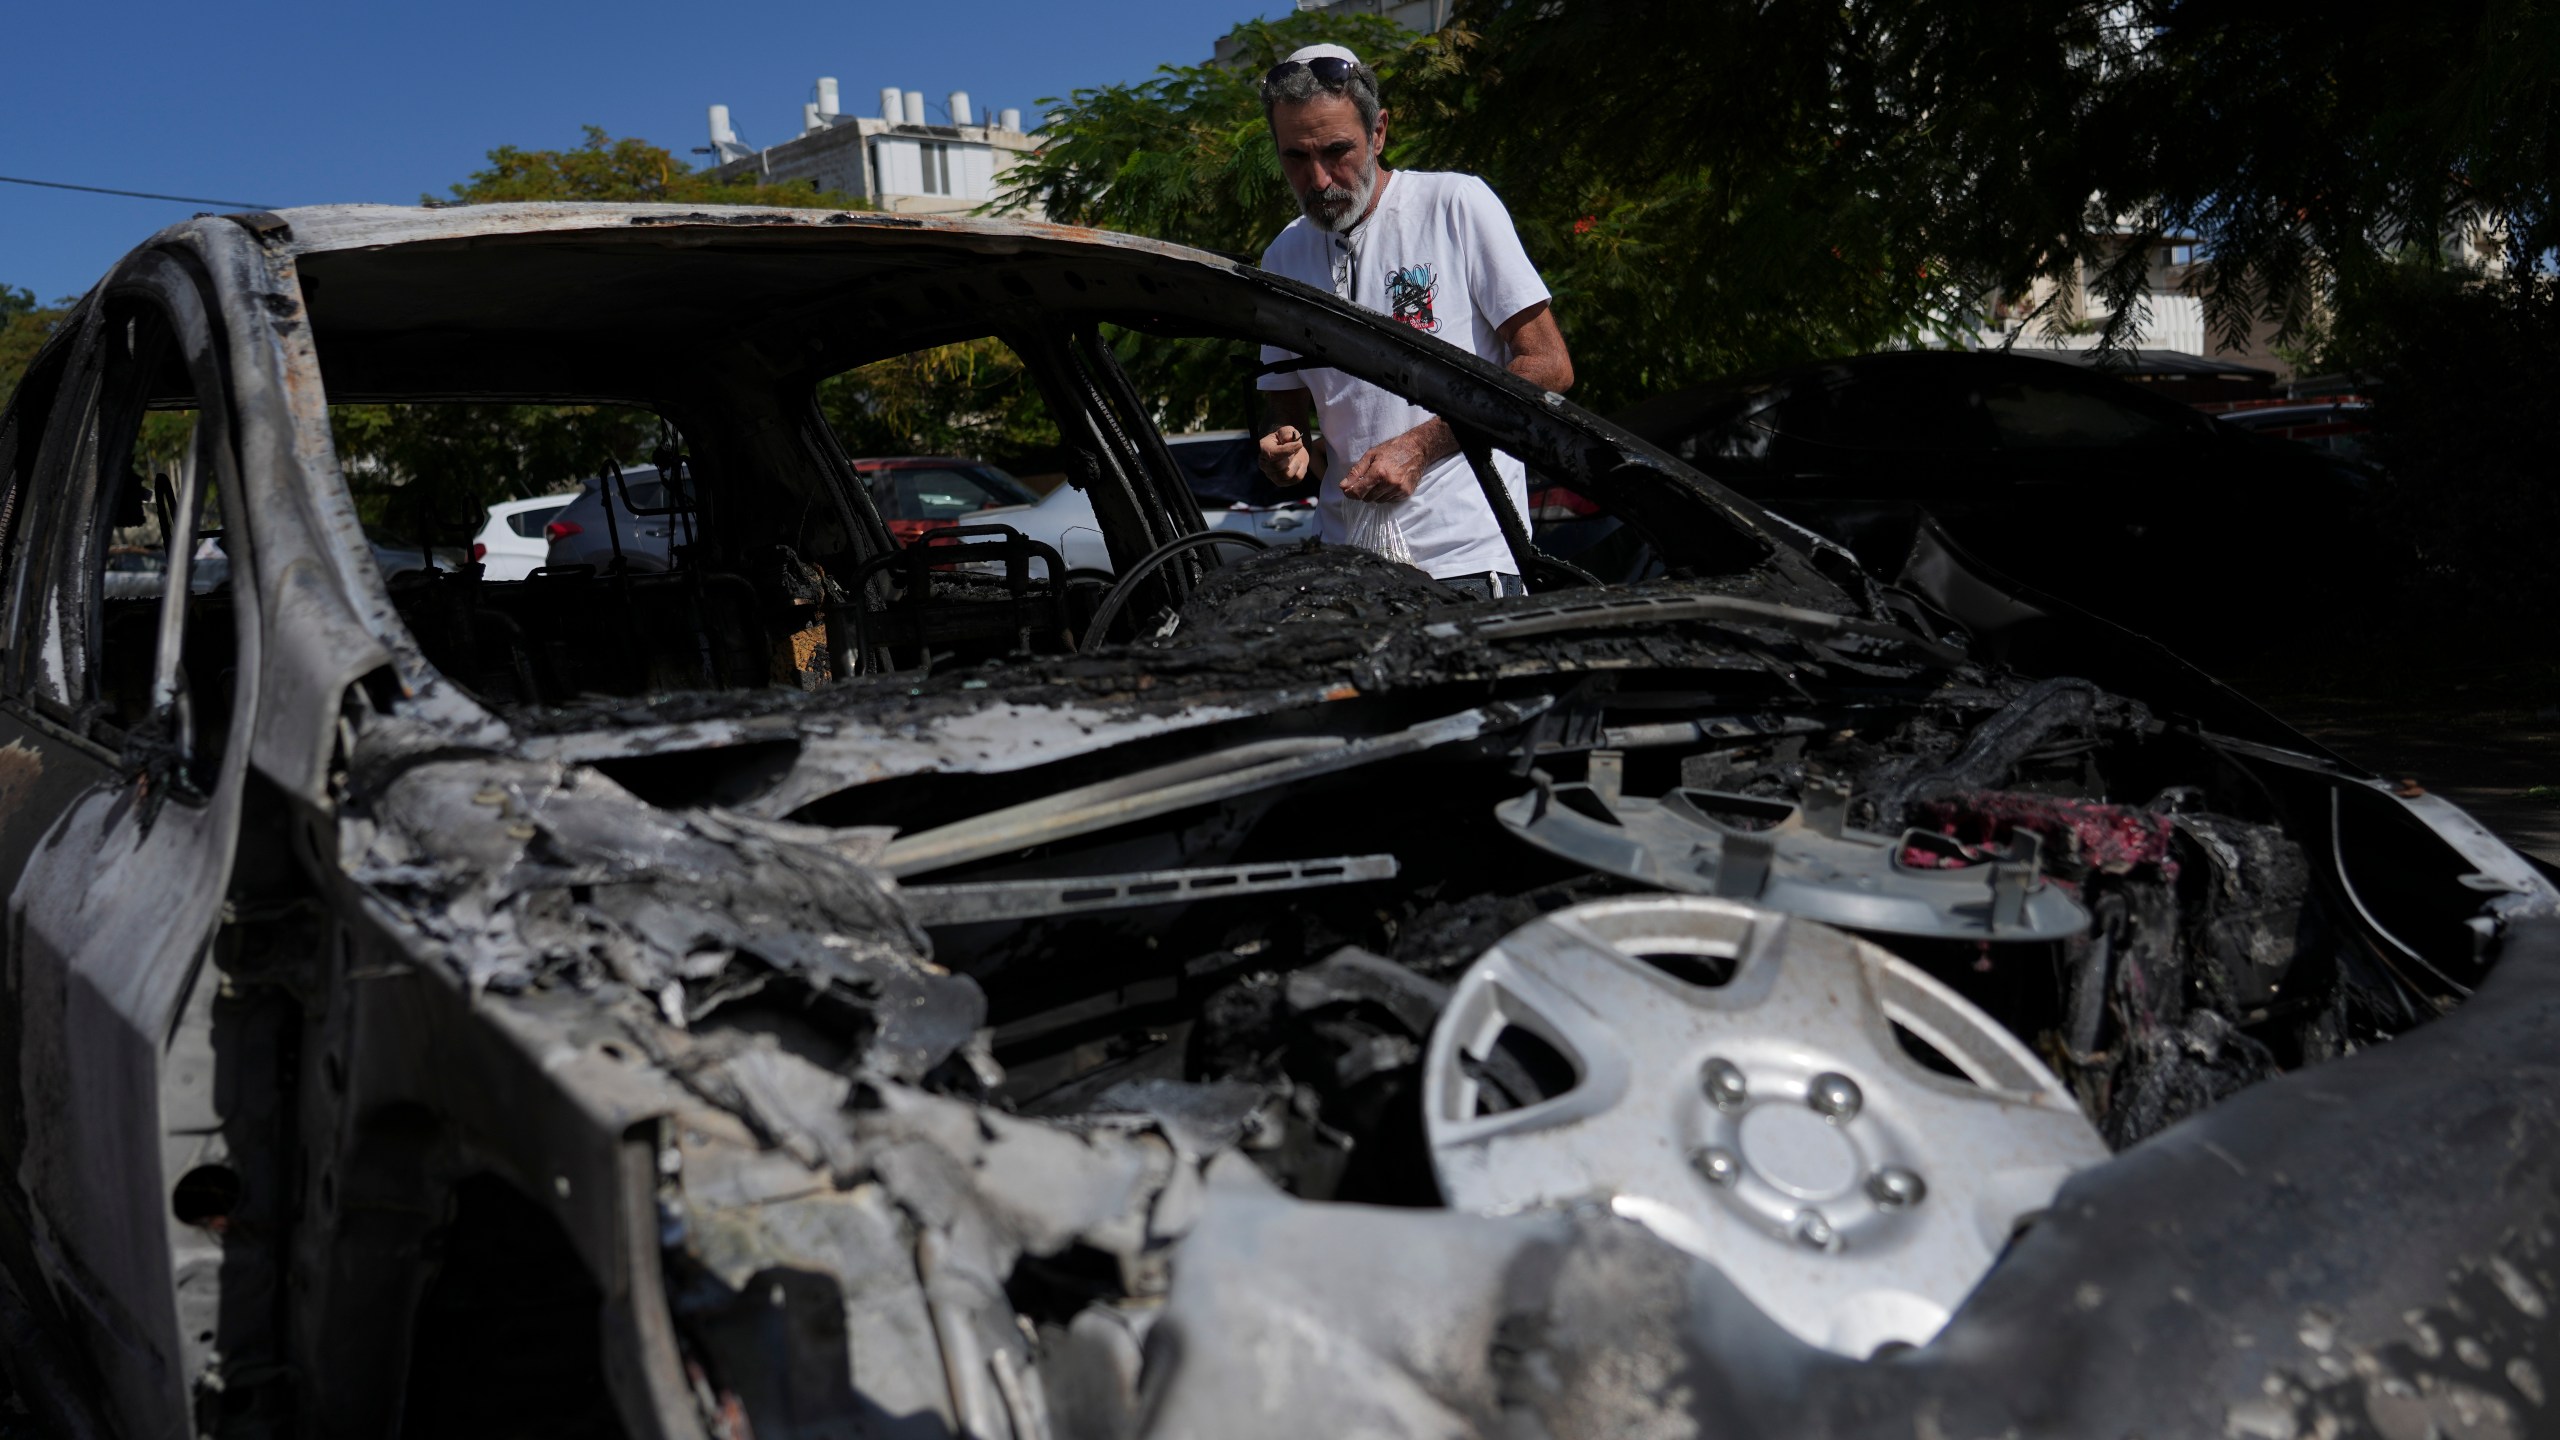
[1,204,2555,1440]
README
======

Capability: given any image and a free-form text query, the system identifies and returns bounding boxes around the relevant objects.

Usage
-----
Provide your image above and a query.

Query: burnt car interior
[8,213,2547,1438]
[293,230,1756,708]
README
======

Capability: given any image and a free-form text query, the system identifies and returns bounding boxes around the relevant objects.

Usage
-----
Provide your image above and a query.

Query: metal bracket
[901,854,1399,925]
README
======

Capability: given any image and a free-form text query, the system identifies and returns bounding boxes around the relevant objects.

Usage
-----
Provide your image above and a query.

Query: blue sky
[2,0,1280,303]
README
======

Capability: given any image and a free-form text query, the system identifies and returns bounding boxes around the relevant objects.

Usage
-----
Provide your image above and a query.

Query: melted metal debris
[343,740,980,1082]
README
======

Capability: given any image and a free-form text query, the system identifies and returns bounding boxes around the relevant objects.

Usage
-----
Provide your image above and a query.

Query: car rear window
[1759,370,1992,454]
[507,500,572,538]
[882,466,1036,520]
[1982,382,2187,449]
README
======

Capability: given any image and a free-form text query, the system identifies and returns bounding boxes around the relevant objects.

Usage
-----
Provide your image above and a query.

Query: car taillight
[887,518,952,541]
[470,542,488,562]
[545,520,583,541]
[1528,487,1600,523]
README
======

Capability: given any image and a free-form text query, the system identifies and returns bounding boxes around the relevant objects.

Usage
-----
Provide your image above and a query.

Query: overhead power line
[0,173,277,210]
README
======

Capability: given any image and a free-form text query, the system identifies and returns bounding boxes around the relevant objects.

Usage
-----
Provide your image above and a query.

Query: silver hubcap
[1421,895,2109,1356]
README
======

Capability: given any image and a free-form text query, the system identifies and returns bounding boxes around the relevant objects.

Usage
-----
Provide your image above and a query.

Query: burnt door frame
[0,246,266,1438]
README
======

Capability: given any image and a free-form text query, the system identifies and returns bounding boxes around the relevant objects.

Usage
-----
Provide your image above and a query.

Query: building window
[920,142,953,196]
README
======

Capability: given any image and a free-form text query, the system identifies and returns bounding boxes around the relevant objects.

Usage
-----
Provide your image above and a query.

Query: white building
[1981,235,2215,362]
[702,78,1046,218]
[1978,217,2509,381]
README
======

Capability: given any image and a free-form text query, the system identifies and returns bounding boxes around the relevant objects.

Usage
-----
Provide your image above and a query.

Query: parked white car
[471,493,580,580]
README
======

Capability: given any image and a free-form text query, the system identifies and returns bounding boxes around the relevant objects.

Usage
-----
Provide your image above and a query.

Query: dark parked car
[541,462,695,571]
[1612,350,2387,658]
[0,204,2551,1440]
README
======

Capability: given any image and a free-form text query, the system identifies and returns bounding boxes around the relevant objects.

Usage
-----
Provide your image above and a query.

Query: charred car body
[0,205,2554,1439]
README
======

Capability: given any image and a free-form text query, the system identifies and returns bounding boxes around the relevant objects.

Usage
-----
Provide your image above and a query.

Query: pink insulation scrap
[1906,791,2179,878]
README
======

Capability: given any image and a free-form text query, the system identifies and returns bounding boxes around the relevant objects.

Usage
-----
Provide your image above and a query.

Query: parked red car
[850,456,1044,542]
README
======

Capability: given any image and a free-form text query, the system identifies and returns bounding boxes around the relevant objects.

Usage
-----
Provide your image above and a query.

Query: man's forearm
[1382,312,1568,462]
[1399,415,1460,468]
[1506,348,1572,394]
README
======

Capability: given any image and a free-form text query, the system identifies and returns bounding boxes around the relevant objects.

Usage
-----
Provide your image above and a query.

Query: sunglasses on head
[1266,56,1359,88]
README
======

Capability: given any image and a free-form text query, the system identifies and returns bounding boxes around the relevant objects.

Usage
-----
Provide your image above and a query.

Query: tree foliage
[0,287,74,423]
[1005,14,1423,260]
[816,340,1061,466]
[1007,1,2560,410]
[1437,0,2560,361]
[1004,9,1969,410]
[328,402,660,541]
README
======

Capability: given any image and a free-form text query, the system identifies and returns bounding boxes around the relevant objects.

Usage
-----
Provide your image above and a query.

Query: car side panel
[10,762,244,1436]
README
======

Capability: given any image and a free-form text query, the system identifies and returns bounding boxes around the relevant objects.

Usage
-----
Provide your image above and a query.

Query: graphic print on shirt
[1385,263,1440,333]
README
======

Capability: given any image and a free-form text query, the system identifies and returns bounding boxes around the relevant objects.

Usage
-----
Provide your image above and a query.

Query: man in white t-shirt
[1251,43,1576,599]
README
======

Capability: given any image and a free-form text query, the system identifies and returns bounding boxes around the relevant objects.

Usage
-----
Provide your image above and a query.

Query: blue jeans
[1442,571,1527,602]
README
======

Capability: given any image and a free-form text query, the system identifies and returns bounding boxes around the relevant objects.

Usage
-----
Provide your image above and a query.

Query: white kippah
[1283,43,1362,66]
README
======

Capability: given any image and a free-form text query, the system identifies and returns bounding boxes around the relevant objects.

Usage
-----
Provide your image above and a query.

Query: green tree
[329,401,661,542]
[1004,11,1965,411]
[1003,15,1516,420]
[1005,14,1421,259]
[1009,1,2558,408]
[0,287,74,418]
[816,339,1061,466]
[1439,0,2558,362]
[1433,0,2560,635]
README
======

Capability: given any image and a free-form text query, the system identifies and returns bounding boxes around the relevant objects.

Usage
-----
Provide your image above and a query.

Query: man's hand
[1341,425,1444,503]
[1258,424,1317,487]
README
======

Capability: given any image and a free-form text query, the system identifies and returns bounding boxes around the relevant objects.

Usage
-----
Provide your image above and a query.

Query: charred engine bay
[872,669,2415,1183]
[392,571,2468,1187]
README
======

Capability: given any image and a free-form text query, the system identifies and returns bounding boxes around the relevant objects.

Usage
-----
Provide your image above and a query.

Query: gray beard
[1300,161,1378,233]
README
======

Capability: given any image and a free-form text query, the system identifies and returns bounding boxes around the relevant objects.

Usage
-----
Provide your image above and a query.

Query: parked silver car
[1004,430,1318,574]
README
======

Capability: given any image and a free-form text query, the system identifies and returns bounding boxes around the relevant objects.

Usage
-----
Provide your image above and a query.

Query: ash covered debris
[1162,543,1470,634]
[342,728,979,1083]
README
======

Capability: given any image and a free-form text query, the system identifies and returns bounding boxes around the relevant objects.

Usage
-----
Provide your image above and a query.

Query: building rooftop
[699,79,1048,218]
